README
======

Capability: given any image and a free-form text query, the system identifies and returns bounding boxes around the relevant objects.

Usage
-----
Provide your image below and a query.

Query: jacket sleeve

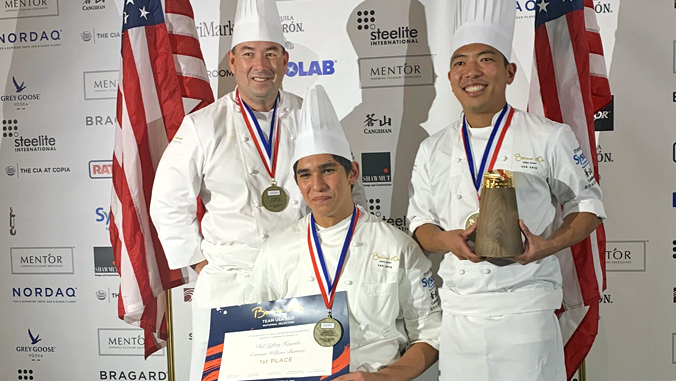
[547,125,606,220]
[398,238,442,350]
[407,141,440,234]
[245,243,282,304]
[149,116,206,269]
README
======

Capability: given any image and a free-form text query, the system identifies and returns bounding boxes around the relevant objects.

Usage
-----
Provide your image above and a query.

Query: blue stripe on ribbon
[241,96,279,158]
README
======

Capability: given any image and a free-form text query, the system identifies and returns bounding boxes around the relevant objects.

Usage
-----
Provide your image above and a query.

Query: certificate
[202,292,350,381]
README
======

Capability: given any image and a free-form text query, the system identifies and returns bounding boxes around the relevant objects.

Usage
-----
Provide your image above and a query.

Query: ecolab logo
[89,160,112,179]
[286,60,335,77]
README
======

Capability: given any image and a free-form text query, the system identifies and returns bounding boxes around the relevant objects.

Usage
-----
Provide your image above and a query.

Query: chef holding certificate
[247,85,441,380]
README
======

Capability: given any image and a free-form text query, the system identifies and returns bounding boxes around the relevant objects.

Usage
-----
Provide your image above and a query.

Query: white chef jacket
[407,108,605,380]
[149,89,366,381]
[247,205,442,373]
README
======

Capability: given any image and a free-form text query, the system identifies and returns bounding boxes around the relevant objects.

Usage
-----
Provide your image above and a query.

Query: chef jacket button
[344,280,353,286]
[456,194,462,199]
[482,269,491,275]
[307,276,315,282]
[292,200,299,205]
[242,136,250,142]
[249,169,258,175]
[260,233,268,239]
[284,107,290,112]
[235,106,241,112]
[254,201,260,208]
[291,135,296,141]
[458,269,465,275]
[454,158,461,163]
[501,156,507,161]
[354,242,363,247]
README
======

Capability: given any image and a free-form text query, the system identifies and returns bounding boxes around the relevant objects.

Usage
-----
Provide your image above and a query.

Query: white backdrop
[2,0,673,380]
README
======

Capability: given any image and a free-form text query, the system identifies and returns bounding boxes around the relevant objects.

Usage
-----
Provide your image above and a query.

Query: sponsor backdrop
[0,0,669,380]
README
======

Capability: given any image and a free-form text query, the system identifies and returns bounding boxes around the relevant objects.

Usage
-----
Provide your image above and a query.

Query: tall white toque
[231,0,285,49]
[451,0,516,60]
[291,85,352,166]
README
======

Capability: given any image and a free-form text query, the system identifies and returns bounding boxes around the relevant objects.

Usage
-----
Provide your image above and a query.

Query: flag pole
[165,289,176,381]
[579,359,586,381]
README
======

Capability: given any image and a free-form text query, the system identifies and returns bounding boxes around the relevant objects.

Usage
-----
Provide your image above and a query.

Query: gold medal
[261,185,288,212]
[464,210,480,229]
[313,316,343,347]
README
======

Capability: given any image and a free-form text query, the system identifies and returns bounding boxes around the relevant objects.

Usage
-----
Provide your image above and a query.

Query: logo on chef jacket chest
[361,152,391,186]
[371,253,399,269]
[513,153,544,171]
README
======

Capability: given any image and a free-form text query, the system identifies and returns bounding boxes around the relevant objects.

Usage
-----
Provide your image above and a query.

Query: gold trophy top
[482,169,514,189]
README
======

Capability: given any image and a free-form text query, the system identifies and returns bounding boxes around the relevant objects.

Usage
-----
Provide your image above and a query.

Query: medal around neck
[313,316,343,347]
[261,184,288,212]
[474,170,524,258]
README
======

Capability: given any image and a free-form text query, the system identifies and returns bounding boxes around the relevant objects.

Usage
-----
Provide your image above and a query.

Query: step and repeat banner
[0,0,673,380]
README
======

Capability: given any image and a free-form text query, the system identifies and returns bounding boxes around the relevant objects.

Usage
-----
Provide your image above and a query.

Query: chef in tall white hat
[248,85,441,380]
[407,0,606,380]
[149,1,364,380]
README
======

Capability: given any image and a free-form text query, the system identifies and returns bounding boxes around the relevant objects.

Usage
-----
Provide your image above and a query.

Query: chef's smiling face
[228,41,288,111]
[294,154,359,227]
[448,43,516,118]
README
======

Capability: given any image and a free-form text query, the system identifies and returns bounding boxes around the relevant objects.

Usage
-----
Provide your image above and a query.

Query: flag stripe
[534,26,563,123]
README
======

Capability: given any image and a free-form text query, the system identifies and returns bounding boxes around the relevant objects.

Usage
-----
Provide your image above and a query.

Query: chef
[148,1,364,380]
[247,85,441,381]
[407,0,606,380]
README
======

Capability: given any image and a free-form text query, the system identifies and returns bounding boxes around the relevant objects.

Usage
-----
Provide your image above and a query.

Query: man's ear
[349,162,360,186]
[506,62,517,85]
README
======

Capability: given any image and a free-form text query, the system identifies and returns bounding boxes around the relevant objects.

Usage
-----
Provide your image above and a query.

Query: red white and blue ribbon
[461,103,515,193]
[236,90,281,180]
[307,206,360,311]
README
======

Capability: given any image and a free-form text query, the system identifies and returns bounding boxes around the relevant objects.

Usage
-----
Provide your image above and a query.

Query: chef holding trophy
[407,0,606,379]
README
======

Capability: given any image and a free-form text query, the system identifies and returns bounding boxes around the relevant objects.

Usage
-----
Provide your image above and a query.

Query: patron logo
[99,371,167,380]
[10,247,74,274]
[599,293,613,304]
[82,0,105,11]
[605,240,647,272]
[594,96,613,131]
[286,60,336,77]
[359,55,434,89]
[98,328,165,356]
[1,0,59,19]
[12,286,77,304]
[86,114,115,126]
[17,369,34,380]
[596,145,613,163]
[94,246,117,276]
[592,1,613,13]
[361,152,391,185]
[16,329,56,362]
[195,20,233,38]
[84,70,118,100]
[184,287,194,302]
[280,15,304,34]
[89,160,113,179]
[10,207,16,235]
[364,114,392,134]
[80,28,120,43]
[0,28,62,49]
[2,77,41,111]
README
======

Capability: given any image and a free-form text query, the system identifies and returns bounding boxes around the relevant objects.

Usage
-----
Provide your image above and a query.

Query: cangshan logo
[82,0,105,11]
[1,0,59,20]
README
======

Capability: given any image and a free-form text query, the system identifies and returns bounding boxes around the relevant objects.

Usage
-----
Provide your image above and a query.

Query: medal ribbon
[236,90,281,180]
[307,206,360,311]
[461,104,515,194]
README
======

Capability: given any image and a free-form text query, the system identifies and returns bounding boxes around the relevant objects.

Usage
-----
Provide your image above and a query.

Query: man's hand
[438,223,484,263]
[334,372,390,381]
[191,260,208,274]
[510,220,553,265]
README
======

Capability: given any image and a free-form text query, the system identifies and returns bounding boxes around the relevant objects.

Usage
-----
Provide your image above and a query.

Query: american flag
[110,0,214,357]
[528,0,611,378]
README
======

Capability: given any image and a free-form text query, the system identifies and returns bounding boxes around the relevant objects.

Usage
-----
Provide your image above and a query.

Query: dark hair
[293,155,352,176]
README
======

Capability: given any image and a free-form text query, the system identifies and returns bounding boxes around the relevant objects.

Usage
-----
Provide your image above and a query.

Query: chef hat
[231,0,285,49]
[291,85,352,166]
[452,0,516,60]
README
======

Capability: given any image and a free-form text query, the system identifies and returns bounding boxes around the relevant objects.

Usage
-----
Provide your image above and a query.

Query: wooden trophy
[474,170,524,258]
